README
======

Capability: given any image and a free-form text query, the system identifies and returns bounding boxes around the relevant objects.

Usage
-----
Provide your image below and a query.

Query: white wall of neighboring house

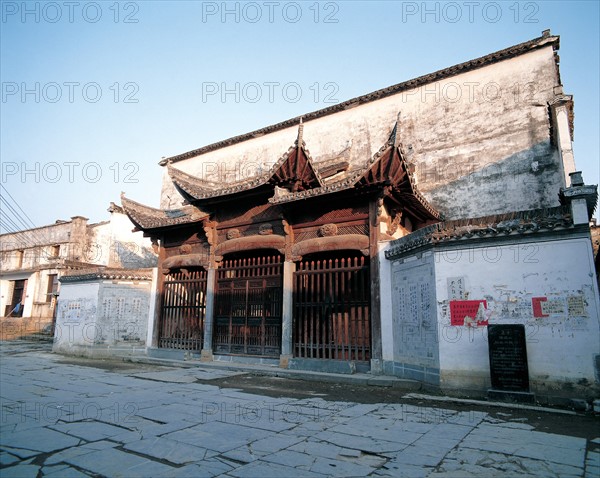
[53,273,154,357]
[53,281,100,352]
[87,211,157,269]
[0,208,157,322]
[433,237,600,396]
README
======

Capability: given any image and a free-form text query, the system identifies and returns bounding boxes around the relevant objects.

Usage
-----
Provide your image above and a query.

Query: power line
[0,184,36,229]
[0,210,22,232]
[0,186,46,250]
[0,196,33,232]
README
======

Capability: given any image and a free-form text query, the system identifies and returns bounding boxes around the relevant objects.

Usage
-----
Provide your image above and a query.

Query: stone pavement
[1,341,598,478]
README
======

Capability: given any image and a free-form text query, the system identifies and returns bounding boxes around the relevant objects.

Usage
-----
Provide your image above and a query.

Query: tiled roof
[270,119,441,222]
[120,194,208,231]
[60,267,153,282]
[385,205,573,259]
[168,121,323,201]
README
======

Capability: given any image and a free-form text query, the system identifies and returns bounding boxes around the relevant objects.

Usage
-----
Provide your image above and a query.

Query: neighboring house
[121,31,599,401]
[0,204,157,336]
[53,268,155,357]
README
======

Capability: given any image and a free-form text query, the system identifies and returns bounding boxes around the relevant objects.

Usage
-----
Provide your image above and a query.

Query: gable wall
[160,47,562,220]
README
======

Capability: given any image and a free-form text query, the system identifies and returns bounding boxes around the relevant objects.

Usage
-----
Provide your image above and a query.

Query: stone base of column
[370,358,383,375]
[200,349,214,362]
[279,354,292,369]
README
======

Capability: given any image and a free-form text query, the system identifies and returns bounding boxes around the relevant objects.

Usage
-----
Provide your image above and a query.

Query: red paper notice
[532,297,549,318]
[450,300,488,326]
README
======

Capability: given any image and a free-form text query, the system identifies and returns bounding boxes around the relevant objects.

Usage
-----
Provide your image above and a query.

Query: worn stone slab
[129,371,200,383]
[308,455,379,477]
[0,464,40,478]
[134,404,197,424]
[586,450,600,466]
[261,449,317,468]
[437,447,584,478]
[43,440,119,465]
[0,446,40,459]
[43,464,93,478]
[64,447,174,477]
[375,463,433,477]
[0,427,81,453]
[228,459,325,477]
[512,442,586,467]
[250,434,304,454]
[327,421,424,445]
[314,430,408,454]
[222,445,262,464]
[49,420,135,441]
[391,445,448,467]
[124,437,208,464]
[0,451,21,465]
[163,421,270,453]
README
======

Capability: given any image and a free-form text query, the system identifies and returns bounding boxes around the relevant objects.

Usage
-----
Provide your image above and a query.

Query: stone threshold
[120,353,422,390]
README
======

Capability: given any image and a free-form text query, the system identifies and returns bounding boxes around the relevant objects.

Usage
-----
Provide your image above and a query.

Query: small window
[46,274,58,302]
[16,250,24,268]
[51,245,60,258]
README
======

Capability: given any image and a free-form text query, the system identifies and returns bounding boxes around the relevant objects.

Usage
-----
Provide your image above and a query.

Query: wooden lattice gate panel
[159,269,207,351]
[214,254,283,357]
[294,254,371,361]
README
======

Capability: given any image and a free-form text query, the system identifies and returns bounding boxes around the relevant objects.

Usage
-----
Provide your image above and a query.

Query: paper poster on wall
[450,300,488,326]
[567,295,587,317]
[446,277,465,300]
[532,297,548,318]
[532,296,565,317]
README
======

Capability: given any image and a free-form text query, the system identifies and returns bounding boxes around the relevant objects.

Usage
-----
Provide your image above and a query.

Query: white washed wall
[53,281,100,352]
[434,237,600,396]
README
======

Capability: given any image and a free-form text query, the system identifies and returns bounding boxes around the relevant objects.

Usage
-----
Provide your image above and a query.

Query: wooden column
[280,260,295,367]
[202,220,218,361]
[146,267,160,348]
[369,197,383,373]
[201,267,217,361]
[151,238,167,349]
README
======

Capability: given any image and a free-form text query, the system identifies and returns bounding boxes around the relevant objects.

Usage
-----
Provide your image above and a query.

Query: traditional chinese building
[122,31,599,399]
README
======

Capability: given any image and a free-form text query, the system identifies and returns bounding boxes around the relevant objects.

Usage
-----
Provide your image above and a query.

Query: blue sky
[1,0,598,230]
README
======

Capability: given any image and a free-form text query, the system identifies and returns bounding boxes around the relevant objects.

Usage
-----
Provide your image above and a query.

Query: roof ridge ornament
[389,111,402,149]
[296,117,304,146]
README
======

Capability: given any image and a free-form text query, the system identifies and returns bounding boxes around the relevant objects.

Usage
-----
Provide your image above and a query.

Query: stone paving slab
[42,464,93,478]
[0,427,82,453]
[129,368,246,383]
[63,447,174,477]
[124,437,209,464]
[0,340,596,478]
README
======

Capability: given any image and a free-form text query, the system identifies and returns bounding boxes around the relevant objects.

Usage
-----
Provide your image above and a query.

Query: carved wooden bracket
[161,253,210,274]
[387,209,403,236]
[291,234,369,260]
[215,234,286,257]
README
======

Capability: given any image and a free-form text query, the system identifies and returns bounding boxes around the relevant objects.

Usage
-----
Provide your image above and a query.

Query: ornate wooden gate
[159,269,207,350]
[214,254,283,357]
[293,254,370,361]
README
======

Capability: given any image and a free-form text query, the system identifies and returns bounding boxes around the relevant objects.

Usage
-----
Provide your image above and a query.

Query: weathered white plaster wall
[162,47,562,219]
[54,281,100,353]
[95,280,151,345]
[384,251,440,384]
[379,245,394,363]
[87,212,157,268]
[53,277,152,356]
[434,237,600,397]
